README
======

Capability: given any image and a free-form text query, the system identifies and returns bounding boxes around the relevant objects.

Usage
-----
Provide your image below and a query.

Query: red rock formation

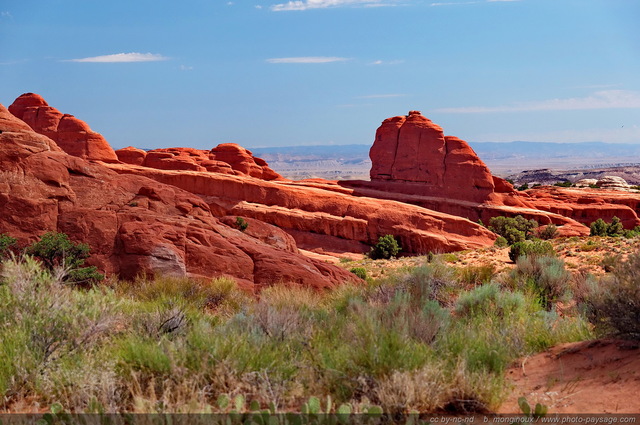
[9,93,118,163]
[0,103,357,291]
[106,163,499,255]
[525,186,640,229]
[115,144,283,181]
[369,111,511,200]
[115,146,147,166]
[338,111,594,234]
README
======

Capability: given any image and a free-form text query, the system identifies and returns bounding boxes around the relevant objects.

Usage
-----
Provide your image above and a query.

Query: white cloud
[66,52,169,63]
[255,4,263,8]
[180,65,194,71]
[370,59,404,65]
[270,0,397,11]
[435,91,640,113]
[266,56,349,63]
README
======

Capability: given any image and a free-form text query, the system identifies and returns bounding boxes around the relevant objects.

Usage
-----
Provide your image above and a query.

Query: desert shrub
[489,215,537,245]
[590,217,624,237]
[508,255,571,309]
[0,233,17,260]
[235,217,249,232]
[455,283,527,319]
[440,253,460,263]
[443,282,590,383]
[24,232,104,285]
[122,274,247,316]
[349,267,368,280]
[553,180,572,187]
[456,264,495,286]
[508,240,555,262]
[600,254,620,273]
[0,257,122,406]
[624,226,640,239]
[384,260,458,306]
[517,183,529,191]
[590,219,607,236]
[607,216,624,236]
[493,236,508,248]
[368,235,401,260]
[537,224,558,240]
[581,251,640,339]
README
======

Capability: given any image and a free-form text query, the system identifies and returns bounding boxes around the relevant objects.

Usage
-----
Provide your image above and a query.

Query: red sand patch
[499,339,640,414]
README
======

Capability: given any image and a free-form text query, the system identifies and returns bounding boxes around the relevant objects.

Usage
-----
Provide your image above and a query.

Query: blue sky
[1,0,639,149]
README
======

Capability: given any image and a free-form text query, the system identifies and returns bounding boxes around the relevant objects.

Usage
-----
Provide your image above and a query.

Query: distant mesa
[8,93,118,163]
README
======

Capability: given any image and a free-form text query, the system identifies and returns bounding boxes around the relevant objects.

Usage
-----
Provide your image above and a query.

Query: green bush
[517,183,529,191]
[368,235,401,260]
[235,217,249,232]
[457,264,495,286]
[590,217,624,237]
[0,233,17,260]
[494,236,508,248]
[24,232,104,285]
[510,255,571,309]
[581,251,640,339]
[623,226,640,239]
[455,283,526,319]
[489,215,538,245]
[537,224,558,240]
[508,240,555,262]
[553,180,572,187]
[349,267,368,280]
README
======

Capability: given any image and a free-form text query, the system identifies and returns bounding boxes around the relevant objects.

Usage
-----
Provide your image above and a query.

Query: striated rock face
[0,103,357,291]
[107,164,499,255]
[368,111,510,203]
[116,144,282,181]
[575,179,598,188]
[9,93,118,163]
[596,176,630,191]
[525,186,640,229]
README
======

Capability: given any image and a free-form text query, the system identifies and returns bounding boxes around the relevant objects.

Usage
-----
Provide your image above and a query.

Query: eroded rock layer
[9,93,118,163]
[0,103,357,291]
[116,144,282,181]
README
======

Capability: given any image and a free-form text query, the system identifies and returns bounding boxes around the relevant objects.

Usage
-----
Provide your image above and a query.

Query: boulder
[116,146,147,165]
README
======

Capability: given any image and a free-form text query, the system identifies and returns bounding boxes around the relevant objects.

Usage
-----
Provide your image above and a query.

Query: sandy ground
[499,339,640,414]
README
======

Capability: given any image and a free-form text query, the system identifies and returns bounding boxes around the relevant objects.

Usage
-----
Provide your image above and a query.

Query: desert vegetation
[6,232,640,415]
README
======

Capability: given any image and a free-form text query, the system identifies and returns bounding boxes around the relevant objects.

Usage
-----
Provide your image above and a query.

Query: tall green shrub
[24,232,104,284]
[368,235,402,260]
[489,216,538,245]
[590,217,624,237]
[509,240,555,262]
